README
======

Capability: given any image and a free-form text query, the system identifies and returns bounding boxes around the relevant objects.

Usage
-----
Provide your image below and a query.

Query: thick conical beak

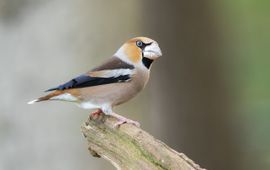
[143,42,162,60]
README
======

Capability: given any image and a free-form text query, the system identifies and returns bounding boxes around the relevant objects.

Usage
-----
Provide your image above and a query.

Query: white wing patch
[50,93,78,102]
[104,69,133,77]
[91,69,133,78]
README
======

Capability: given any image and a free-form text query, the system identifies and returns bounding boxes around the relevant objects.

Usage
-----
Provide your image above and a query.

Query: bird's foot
[89,109,103,120]
[110,112,140,128]
[113,119,140,128]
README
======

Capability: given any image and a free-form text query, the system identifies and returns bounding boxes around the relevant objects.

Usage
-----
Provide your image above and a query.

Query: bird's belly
[77,81,144,108]
[77,101,100,110]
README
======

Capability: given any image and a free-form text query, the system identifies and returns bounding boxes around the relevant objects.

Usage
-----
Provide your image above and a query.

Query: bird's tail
[27,90,63,104]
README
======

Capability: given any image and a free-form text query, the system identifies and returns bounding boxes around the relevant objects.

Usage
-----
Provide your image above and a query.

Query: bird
[28,37,162,127]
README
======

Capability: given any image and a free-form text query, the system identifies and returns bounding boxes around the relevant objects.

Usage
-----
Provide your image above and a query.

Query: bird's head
[115,37,162,69]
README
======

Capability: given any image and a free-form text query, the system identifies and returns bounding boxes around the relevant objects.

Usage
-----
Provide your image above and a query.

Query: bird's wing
[46,57,135,92]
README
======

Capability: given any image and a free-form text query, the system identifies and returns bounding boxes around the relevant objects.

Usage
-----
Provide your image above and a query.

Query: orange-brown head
[115,37,162,68]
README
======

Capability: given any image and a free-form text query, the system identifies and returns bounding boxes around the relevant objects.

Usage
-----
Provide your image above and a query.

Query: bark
[81,115,205,170]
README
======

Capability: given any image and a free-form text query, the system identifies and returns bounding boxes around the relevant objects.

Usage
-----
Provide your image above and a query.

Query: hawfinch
[28,37,162,127]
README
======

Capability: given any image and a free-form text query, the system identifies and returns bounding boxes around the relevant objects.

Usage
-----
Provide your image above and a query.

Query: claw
[110,112,140,128]
[113,120,126,128]
[113,120,140,128]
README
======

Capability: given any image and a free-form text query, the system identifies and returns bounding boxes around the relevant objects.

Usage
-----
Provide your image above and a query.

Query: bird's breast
[77,69,150,107]
[109,68,150,106]
[131,68,150,91]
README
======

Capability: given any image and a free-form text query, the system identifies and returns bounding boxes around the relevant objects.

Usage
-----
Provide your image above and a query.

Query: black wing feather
[45,74,130,92]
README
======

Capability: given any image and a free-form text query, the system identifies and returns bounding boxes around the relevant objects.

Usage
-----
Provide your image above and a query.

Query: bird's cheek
[124,45,142,63]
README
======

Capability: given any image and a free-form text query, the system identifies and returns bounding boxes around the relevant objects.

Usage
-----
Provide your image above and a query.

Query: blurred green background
[0,0,269,170]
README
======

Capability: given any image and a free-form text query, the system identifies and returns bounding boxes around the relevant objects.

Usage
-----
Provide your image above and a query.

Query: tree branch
[81,115,206,170]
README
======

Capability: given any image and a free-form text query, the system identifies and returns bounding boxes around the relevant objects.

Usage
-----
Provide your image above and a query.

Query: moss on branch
[81,115,205,170]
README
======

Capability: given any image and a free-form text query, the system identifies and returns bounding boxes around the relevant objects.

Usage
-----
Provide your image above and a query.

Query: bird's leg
[109,112,140,128]
[89,109,102,120]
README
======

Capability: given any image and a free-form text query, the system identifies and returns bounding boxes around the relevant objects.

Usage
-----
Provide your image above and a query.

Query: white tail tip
[27,99,38,104]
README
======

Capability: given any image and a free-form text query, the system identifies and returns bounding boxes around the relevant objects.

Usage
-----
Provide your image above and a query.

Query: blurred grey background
[0,0,270,170]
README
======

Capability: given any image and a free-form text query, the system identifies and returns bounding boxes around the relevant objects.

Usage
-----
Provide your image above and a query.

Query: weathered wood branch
[81,115,205,170]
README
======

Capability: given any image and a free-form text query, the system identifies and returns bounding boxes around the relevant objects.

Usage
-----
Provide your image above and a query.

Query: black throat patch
[142,57,154,69]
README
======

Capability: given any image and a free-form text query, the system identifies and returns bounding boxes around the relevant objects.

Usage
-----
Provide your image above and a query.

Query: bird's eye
[136,40,144,48]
